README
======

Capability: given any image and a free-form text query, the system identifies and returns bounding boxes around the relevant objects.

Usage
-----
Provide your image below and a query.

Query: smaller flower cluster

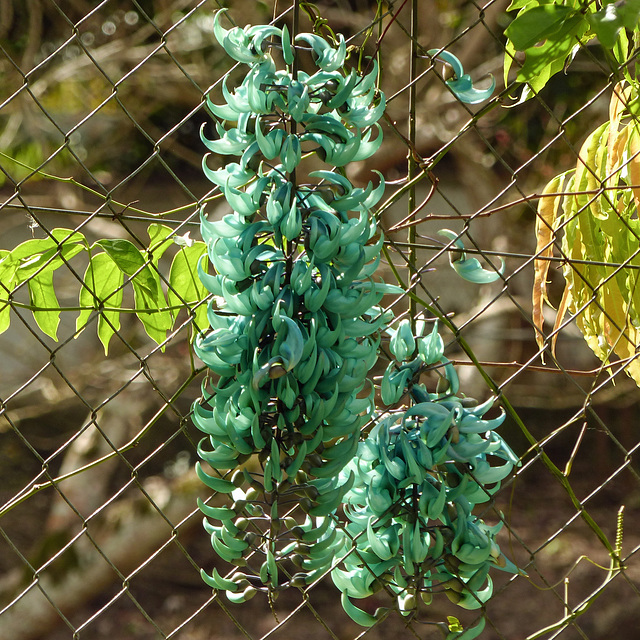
[330,322,521,626]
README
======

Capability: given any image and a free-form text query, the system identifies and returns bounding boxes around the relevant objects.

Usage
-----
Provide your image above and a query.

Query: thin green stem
[0,299,206,314]
[0,151,222,218]
[0,366,207,518]
[408,0,418,331]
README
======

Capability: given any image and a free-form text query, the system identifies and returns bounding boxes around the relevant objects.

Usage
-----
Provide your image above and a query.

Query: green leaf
[147,223,175,265]
[513,15,588,94]
[0,251,11,334]
[50,228,86,246]
[77,253,124,355]
[0,303,9,334]
[95,239,173,347]
[505,5,576,50]
[587,5,624,49]
[132,278,173,347]
[0,249,17,294]
[8,230,86,284]
[9,237,57,263]
[96,238,158,297]
[619,0,640,29]
[167,242,209,334]
[9,228,85,266]
[28,268,60,340]
[613,26,631,71]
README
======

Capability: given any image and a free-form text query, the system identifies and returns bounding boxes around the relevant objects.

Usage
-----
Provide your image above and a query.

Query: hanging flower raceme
[194,11,395,600]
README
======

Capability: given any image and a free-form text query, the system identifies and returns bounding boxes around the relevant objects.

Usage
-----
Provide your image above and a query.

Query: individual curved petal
[447,73,496,105]
[427,48,495,104]
[450,255,504,283]
[438,229,503,284]
[427,48,465,78]
[352,59,379,97]
[281,23,294,65]
[202,158,255,188]
[205,94,239,121]
[296,33,346,72]
[200,122,253,155]
[351,124,383,162]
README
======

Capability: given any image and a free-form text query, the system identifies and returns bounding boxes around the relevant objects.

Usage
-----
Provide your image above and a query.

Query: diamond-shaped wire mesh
[1,1,639,639]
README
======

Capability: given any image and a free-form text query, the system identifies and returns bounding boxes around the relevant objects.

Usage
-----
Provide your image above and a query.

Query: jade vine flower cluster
[331,320,521,628]
[194,9,395,601]
[193,11,516,631]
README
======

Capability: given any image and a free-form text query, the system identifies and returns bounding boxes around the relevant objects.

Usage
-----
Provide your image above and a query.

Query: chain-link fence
[1,1,639,639]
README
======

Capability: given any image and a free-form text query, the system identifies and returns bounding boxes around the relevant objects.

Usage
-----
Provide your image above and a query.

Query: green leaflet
[96,238,172,347]
[0,249,9,334]
[77,252,125,355]
[147,223,175,265]
[96,238,158,298]
[167,242,209,335]
[28,267,61,340]
[132,277,173,347]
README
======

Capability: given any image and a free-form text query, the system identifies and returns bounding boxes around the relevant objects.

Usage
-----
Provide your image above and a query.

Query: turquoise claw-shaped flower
[340,91,386,129]
[296,33,346,72]
[389,319,416,362]
[439,229,503,284]
[213,10,280,64]
[427,49,495,104]
[200,121,253,155]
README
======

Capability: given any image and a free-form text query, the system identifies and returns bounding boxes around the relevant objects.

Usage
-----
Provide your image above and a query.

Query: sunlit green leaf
[28,268,60,340]
[96,238,158,297]
[77,252,124,355]
[132,279,173,347]
[0,250,12,334]
[50,228,86,246]
[0,303,9,334]
[147,223,175,265]
[512,15,588,94]
[167,242,208,335]
[0,249,17,295]
[504,5,576,50]
[587,5,623,49]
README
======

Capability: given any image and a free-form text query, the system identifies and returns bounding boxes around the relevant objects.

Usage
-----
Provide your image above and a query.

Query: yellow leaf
[626,127,640,213]
[533,173,568,357]
[606,82,632,181]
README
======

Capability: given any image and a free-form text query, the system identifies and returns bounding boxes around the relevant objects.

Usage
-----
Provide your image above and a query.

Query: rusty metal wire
[1,1,639,639]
